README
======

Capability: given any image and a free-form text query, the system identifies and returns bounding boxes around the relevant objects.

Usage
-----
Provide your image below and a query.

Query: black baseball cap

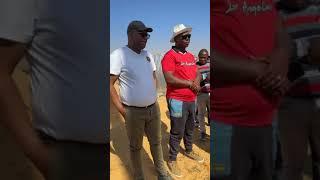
[127,20,153,34]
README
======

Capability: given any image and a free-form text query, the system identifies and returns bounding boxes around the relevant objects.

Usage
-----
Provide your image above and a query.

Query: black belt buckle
[123,103,155,108]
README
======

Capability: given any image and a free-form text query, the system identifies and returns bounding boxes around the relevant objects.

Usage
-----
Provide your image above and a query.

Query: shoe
[167,160,182,178]
[195,119,200,128]
[195,122,200,128]
[134,176,144,180]
[158,172,173,180]
[200,133,207,141]
[184,151,204,163]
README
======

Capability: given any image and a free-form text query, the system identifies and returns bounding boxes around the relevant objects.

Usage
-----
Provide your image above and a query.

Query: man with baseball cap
[161,24,204,178]
[110,20,170,180]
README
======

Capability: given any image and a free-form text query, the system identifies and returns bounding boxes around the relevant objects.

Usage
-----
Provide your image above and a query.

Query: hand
[27,142,52,178]
[188,80,201,93]
[259,74,290,97]
[268,50,289,77]
[119,105,126,118]
[271,78,291,97]
[193,82,201,93]
[254,53,289,97]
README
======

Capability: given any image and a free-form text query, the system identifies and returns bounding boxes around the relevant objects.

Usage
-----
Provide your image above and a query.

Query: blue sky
[110,0,210,56]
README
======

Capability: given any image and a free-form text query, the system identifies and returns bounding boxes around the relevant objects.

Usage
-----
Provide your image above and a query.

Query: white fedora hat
[170,24,192,43]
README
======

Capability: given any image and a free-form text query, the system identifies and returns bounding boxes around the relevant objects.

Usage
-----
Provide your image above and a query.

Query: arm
[193,70,202,92]
[308,37,320,65]
[211,50,269,85]
[0,39,49,176]
[153,71,158,90]
[256,16,291,95]
[195,70,202,85]
[268,16,290,75]
[110,75,125,118]
[163,71,193,88]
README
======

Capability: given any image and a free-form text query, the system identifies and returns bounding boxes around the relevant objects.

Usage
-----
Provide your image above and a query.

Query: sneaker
[184,151,204,163]
[200,133,207,141]
[158,172,173,180]
[167,160,182,178]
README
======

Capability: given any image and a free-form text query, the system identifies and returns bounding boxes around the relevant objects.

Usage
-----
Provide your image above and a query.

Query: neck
[127,44,141,54]
[173,46,186,53]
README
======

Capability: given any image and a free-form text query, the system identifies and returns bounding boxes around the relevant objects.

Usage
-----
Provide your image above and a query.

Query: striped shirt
[278,5,320,96]
[197,62,210,93]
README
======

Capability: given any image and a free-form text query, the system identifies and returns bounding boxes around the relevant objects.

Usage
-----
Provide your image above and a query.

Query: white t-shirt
[110,46,157,107]
[0,0,108,144]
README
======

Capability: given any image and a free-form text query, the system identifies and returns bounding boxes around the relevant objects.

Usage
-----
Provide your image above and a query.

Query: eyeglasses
[137,32,150,39]
[181,34,191,40]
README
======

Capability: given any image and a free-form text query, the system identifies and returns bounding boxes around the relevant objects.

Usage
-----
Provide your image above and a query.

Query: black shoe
[200,133,208,141]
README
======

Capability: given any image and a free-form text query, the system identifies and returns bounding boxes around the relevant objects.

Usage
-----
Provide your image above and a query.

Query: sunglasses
[137,32,150,39]
[181,34,191,40]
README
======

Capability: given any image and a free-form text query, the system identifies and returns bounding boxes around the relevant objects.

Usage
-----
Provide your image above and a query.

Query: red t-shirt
[211,0,279,126]
[162,49,197,102]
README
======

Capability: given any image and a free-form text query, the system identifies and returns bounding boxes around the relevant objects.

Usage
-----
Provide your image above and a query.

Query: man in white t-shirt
[110,20,170,180]
[0,1,108,179]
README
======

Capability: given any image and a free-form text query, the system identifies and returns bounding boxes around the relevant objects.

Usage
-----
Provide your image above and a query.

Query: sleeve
[110,49,122,75]
[161,53,175,72]
[148,52,157,71]
[0,0,35,43]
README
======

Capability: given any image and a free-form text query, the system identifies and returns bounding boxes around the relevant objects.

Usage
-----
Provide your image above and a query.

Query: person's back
[0,0,108,179]
[24,0,107,143]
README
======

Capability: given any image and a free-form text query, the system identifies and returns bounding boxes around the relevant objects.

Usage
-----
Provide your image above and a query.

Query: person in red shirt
[210,0,291,179]
[161,24,204,178]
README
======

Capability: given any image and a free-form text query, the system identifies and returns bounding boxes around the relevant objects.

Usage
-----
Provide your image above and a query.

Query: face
[198,51,208,65]
[129,30,150,50]
[175,32,191,48]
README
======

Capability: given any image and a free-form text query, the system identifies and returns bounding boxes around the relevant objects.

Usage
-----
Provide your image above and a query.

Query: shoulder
[110,47,128,64]
[162,49,175,59]
[187,52,197,60]
[143,50,154,58]
[111,47,128,58]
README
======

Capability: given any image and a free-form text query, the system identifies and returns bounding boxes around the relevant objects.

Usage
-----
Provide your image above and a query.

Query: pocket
[168,99,183,118]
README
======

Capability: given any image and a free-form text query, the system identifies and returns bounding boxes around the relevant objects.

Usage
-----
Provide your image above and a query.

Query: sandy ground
[110,94,211,180]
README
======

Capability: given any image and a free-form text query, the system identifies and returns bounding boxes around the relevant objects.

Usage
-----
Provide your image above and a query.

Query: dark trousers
[37,131,108,180]
[210,120,274,180]
[278,97,320,180]
[167,98,196,161]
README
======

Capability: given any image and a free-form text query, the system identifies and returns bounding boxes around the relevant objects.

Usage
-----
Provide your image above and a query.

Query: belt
[123,103,155,108]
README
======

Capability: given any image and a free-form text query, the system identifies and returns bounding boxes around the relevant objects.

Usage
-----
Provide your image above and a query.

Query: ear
[173,36,179,43]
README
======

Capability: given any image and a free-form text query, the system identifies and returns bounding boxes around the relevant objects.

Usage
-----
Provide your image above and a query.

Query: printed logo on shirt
[146,56,151,62]
[180,62,196,66]
[225,0,273,15]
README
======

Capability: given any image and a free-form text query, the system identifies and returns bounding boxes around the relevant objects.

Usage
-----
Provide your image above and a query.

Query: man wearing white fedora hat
[161,23,204,178]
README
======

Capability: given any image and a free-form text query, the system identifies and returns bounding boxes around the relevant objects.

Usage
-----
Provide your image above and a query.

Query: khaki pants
[124,102,167,179]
